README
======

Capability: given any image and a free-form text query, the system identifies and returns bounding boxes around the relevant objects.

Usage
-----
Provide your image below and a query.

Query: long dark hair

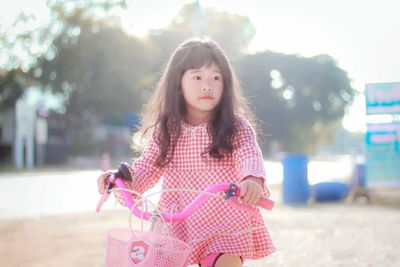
[134,38,256,166]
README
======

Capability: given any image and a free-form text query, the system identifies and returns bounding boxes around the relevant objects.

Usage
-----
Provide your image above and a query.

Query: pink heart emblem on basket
[129,240,149,265]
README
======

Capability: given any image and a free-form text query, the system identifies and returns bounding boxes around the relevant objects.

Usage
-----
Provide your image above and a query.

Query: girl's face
[180,62,224,124]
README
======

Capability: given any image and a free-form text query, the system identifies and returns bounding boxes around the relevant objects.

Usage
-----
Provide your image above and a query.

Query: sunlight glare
[342,94,367,132]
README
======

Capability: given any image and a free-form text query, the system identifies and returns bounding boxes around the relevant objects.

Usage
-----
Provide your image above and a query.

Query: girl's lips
[199,96,213,100]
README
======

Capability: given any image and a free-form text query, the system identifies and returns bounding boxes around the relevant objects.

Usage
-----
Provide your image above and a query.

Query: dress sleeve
[233,117,270,196]
[115,135,164,206]
[130,135,165,194]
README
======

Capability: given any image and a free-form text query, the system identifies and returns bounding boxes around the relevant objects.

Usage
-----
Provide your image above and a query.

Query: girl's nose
[202,80,213,91]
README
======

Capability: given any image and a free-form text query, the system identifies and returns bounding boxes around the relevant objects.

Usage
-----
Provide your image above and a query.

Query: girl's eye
[214,76,222,81]
[193,76,201,80]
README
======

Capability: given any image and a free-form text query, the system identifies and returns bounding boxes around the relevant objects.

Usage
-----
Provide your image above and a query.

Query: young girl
[97,38,275,267]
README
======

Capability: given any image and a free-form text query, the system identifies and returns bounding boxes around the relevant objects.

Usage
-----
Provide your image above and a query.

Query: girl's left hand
[239,176,263,205]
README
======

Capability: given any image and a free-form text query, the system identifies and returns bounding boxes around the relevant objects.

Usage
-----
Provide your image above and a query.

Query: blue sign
[366,123,400,186]
[366,82,400,115]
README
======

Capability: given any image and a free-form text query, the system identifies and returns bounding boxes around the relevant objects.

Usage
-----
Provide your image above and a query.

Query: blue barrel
[282,154,310,205]
[312,182,349,202]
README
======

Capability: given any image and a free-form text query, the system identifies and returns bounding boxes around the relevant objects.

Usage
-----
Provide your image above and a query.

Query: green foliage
[31,0,154,119]
[147,2,255,74]
[0,69,30,111]
[168,3,255,58]
[236,51,355,154]
[36,21,153,117]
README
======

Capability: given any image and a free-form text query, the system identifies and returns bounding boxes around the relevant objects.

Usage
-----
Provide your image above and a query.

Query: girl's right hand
[97,170,115,194]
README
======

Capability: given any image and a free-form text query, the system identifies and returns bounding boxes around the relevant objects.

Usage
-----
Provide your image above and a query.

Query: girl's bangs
[182,46,219,71]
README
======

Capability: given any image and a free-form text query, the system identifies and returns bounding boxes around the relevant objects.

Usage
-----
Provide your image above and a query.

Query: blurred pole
[101,152,111,171]
[35,117,48,166]
[14,135,23,169]
[14,97,36,169]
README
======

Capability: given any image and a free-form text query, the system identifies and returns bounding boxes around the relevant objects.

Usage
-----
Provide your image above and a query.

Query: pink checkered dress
[129,116,275,264]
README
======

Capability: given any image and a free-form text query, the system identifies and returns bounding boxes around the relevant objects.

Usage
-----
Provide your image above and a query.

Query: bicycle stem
[149,211,163,233]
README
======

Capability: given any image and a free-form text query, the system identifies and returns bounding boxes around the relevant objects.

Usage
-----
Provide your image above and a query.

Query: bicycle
[96,162,274,267]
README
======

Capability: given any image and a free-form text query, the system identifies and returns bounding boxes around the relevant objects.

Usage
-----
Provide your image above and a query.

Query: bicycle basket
[106,228,191,267]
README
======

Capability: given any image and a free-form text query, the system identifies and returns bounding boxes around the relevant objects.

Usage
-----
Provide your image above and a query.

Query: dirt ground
[1,198,399,267]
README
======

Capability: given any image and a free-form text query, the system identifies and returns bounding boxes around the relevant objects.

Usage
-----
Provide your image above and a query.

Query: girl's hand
[239,176,263,205]
[97,170,114,194]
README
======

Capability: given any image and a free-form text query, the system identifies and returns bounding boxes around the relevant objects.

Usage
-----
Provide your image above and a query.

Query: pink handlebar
[98,177,274,222]
[258,197,275,210]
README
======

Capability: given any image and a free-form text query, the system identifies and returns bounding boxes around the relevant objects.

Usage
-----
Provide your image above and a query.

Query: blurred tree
[2,1,255,114]
[0,12,46,110]
[0,68,30,111]
[170,2,255,58]
[28,0,152,156]
[0,0,133,113]
[236,51,355,155]
[36,22,152,117]
[33,0,153,118]
[147,2,255,74]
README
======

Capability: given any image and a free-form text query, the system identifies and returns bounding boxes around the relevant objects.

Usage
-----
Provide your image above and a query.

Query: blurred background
[0,1,399,266]
[1,0,399,188]
[2,0,385,167]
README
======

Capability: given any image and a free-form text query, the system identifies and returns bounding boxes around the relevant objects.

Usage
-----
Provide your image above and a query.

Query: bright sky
[1,0,400,132]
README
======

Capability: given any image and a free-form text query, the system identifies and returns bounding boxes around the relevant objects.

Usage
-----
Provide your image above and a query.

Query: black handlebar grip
[115,162,133,182]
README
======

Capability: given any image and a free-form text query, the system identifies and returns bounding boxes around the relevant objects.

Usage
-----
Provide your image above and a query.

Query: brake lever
[105,173,117,193]
[96,174,116,213]
[225,183,239,199]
